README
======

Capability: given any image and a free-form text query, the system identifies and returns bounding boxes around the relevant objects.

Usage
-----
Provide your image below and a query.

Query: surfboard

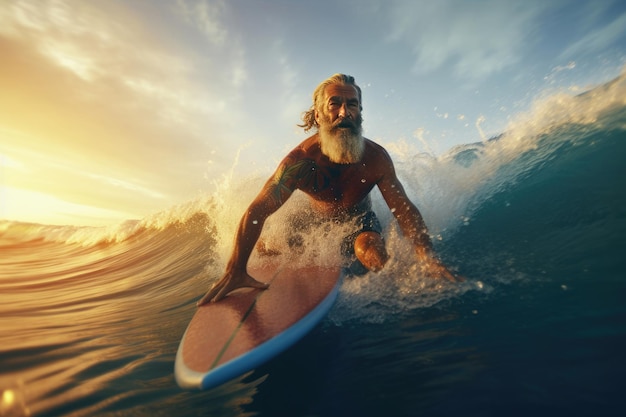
[175,262,343,390]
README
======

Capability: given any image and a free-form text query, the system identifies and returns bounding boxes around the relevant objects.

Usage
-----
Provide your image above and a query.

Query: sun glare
[1,186,135,226]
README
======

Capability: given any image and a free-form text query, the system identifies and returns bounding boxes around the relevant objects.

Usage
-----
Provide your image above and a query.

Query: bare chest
[299,162,379,209]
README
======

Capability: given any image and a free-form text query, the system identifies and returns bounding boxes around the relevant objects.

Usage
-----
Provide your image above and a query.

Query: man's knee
[354,231,389,272]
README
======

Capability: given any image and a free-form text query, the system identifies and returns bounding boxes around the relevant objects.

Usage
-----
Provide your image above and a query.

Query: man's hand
[422,257,465,282]
[416,247,465,283]
[196,270,269,306]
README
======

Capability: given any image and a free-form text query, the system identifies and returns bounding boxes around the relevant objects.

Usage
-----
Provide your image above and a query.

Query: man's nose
[338,104,349,118]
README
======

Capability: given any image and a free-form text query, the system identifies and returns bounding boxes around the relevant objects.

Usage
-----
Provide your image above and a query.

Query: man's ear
[314,109,320,124]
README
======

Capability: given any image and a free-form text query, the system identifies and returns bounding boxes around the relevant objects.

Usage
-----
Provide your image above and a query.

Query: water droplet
[390,208,396,213]
[360,178,366,183]
[252,220,258,225]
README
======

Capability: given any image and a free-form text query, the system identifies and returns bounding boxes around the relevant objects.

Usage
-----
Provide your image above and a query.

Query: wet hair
[299,73,363,132]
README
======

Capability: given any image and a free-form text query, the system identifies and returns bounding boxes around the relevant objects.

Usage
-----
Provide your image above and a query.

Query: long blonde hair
[299,73,363,132]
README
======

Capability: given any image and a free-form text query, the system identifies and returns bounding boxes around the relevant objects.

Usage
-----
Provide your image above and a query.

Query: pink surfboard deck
[175,262,342,390]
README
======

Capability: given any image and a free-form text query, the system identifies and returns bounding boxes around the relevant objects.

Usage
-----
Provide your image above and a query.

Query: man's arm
[376,152,463,282]
[197,156,301,305]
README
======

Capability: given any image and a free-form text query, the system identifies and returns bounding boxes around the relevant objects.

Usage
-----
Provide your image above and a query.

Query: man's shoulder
[299,134,321,152]
[363,138,392,160]
[286,134,321,159]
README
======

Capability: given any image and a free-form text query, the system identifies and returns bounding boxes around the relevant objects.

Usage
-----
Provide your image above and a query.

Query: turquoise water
[1,73,625,416]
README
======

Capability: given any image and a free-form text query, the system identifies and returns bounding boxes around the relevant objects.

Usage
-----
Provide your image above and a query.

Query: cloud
[0,152,25,171]
[176,0,228,45]
[559,12,626,59]
[175,0,249,88]
[1,0,128,81]
[0,0,246,129]
[385,0,549,80]
[85,173,167,200]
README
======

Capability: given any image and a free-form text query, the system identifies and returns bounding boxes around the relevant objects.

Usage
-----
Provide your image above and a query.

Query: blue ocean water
[1,72,625,416]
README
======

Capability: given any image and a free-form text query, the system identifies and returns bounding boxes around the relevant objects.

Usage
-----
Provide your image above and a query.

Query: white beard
[319,122,365,164]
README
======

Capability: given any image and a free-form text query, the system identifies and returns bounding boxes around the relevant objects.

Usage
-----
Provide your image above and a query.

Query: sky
[1,0,625,226]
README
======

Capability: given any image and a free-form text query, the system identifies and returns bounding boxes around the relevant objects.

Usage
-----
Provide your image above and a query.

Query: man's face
[316,83,364,164]
[315,84,362,133]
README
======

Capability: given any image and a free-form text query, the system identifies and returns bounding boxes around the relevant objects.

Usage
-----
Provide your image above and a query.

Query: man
[198,73,462,305]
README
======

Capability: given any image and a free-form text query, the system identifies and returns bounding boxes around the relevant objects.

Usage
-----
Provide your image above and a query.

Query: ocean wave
[1,70,624,323]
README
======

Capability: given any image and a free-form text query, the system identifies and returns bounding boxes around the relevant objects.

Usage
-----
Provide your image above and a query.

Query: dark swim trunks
[287,209,383,275]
